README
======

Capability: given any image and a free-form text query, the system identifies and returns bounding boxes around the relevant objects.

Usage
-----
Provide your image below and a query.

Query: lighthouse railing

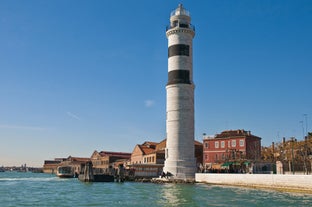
[166,24,195,32]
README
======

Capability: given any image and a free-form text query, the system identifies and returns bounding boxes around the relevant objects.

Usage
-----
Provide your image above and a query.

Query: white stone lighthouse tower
[163,4,196,181]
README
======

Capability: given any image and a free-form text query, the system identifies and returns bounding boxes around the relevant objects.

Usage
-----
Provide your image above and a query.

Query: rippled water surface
[0,172,311,206]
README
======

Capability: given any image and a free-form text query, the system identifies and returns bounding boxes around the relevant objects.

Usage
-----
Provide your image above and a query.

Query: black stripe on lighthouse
[167,70,191,85]
[168,44,189,57]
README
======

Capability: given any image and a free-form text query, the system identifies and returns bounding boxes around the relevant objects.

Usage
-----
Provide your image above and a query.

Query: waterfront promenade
[196,173,312,193]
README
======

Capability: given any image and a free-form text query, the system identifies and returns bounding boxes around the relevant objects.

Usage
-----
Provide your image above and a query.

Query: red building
[203,129,261,169]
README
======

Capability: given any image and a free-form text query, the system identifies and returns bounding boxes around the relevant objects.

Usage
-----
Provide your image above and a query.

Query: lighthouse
[163,4,196,181]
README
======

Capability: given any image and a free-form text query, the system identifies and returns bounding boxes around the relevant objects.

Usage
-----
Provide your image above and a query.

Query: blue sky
[1,0,311,167]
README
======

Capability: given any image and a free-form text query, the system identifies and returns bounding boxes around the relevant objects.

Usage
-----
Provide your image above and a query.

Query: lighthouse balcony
[166,23,195,32]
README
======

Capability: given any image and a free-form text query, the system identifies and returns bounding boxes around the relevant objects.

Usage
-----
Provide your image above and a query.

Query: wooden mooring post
[78,161,94,182]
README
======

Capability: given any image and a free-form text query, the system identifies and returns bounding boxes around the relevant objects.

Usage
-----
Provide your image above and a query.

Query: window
[205,142,209,148]
[215,141,219,148]
[221,141,225,148]
[172,20,178,27]
[231,140,236,147]
[179,23,189,28]
[239,139,245,147]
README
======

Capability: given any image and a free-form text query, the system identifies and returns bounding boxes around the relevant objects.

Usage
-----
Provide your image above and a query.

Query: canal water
[1,172,311,206]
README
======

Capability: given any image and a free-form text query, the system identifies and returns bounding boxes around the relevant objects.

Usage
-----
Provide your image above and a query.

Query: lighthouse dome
[170,4,190,17]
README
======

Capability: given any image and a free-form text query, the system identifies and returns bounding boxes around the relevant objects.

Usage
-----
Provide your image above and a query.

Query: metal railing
[166,24,195,32]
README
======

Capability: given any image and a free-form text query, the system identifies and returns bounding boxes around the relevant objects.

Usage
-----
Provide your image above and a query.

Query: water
[1,172,312,207]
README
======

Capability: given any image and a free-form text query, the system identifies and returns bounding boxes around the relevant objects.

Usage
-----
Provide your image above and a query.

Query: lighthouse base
[151,177,195,184]
[163,158,196,181]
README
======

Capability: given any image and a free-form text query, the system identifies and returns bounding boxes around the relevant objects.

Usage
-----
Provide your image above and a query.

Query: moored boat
[56,166,75,178]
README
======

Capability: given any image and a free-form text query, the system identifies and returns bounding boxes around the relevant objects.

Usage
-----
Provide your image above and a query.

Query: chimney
[282,137,285,146]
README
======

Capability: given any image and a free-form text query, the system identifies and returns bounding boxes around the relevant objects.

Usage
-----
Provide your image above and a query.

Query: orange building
[43,158,65,174]
[129,141,163,177]
[129,139,203,177]
[130,141,158,164]
[91,150,131,174]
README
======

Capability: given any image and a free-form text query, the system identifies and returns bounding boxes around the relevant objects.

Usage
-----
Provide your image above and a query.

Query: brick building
[91,150,131,174]
[43,158,65,174]
[129,139,203,178]
[203,129,261,169]
[130,141,158,165]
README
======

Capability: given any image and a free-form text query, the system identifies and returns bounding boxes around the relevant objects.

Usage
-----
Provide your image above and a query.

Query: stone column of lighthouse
[163,4,196,180]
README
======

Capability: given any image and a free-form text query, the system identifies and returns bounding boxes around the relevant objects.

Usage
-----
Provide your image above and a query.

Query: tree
[261,137,312,174]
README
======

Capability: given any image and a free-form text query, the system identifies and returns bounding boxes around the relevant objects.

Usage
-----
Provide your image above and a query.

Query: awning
[221,161,244,167]
[233,162,241,166]
[211,164,221,169]
[221,162,233,167]
[244,161,250,165]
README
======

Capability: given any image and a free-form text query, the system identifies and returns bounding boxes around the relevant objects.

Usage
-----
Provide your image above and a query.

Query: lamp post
[304,114,308,137]
[300,120,305,140]
[309,155,312,174]
[290,137,295,175]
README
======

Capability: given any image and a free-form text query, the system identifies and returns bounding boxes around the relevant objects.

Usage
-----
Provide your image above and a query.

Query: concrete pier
[196,173,312,193]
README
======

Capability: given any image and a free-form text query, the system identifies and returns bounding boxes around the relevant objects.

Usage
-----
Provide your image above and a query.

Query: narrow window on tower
[179,23,189,28]
[172,20,178,27]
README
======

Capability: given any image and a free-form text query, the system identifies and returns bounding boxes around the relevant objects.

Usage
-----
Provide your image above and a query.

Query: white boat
[56,166,75,178]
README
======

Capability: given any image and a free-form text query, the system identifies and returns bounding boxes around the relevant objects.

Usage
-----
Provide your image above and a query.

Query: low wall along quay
[195,173,312,193]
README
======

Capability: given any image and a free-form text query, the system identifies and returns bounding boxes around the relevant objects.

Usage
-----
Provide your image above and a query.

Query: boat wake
[0,177,59,182]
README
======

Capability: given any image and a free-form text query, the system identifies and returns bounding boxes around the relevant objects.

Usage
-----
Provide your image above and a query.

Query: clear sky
[1,0,311,167]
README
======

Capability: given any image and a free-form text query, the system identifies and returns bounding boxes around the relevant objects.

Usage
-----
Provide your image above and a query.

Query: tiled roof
[194,140,203,145]
[141,141,158,149]
[215,129,261,139]
[156,139,167,151]
[67,156,90,162]
[99,151,131,159]
[44,160,61,164]
[139,145,156,155]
